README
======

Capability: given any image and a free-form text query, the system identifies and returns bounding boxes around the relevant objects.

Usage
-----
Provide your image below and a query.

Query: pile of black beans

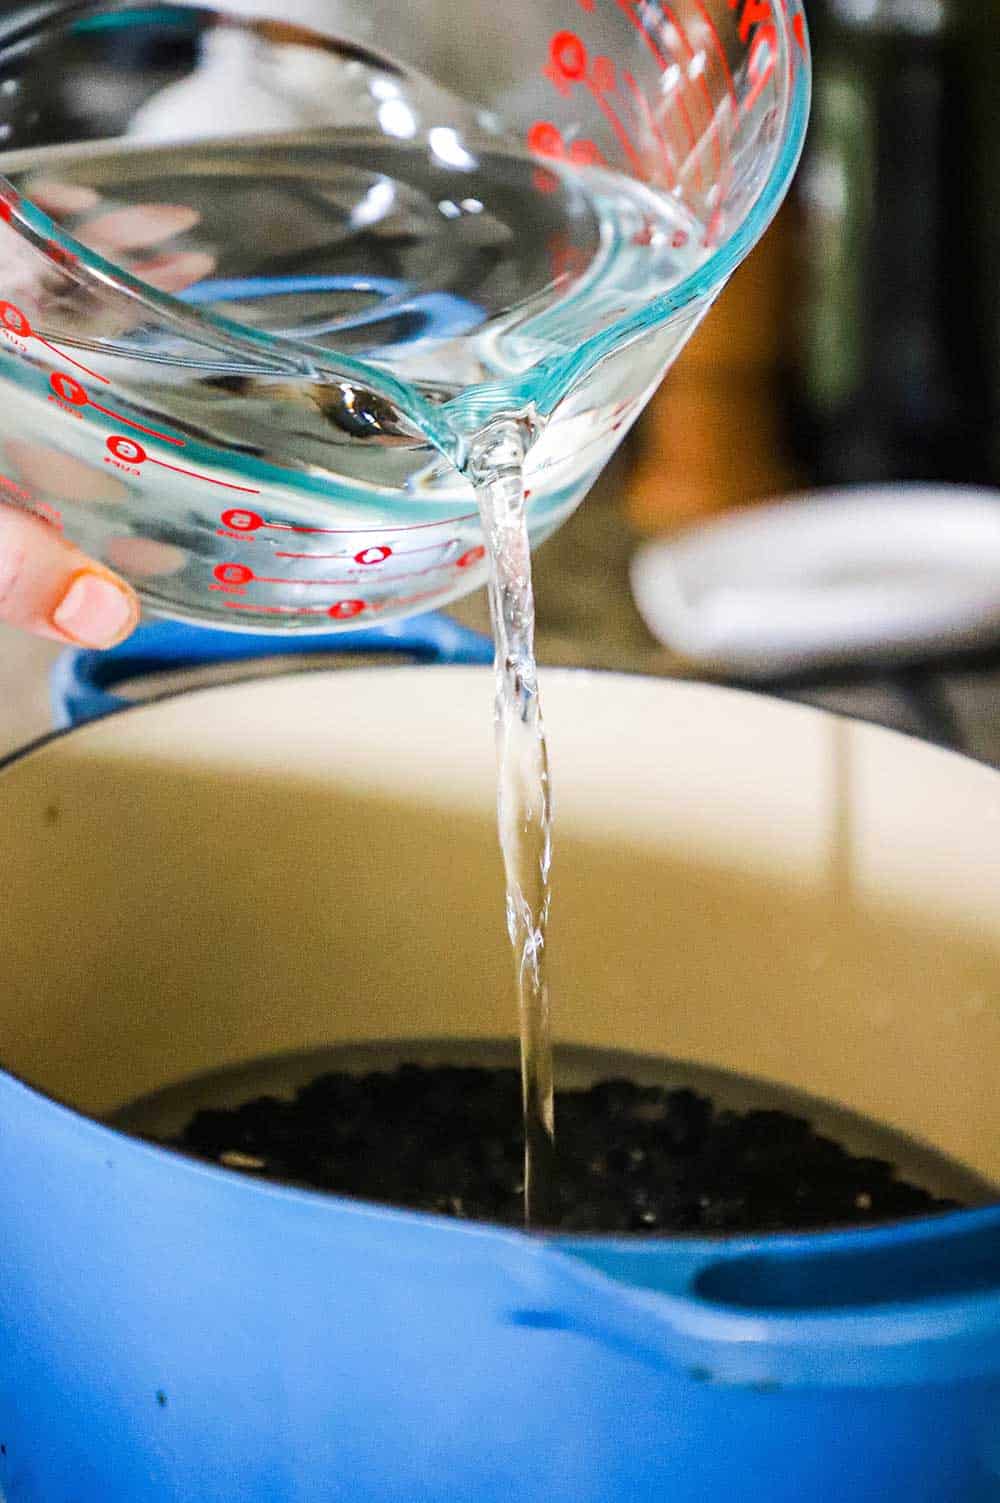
[174,1064,959,1233]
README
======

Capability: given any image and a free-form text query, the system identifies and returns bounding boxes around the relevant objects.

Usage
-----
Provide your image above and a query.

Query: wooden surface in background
[625,210,803,532]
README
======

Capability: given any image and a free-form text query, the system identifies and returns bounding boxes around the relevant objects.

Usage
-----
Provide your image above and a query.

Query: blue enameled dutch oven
[0,617,998,1501]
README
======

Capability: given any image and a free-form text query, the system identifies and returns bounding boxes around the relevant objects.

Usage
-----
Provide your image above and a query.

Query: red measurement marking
[104,442,252,491]
[107,435,147,465]
[256,573,355,586]
[248,560,449,587]
[547,29,588,88]
[551,34,643,174]
[34,500,63,530]
[793,11,805,49]
[540,27,644,174]
[671,88,703,191]
[528,121,605,170]
[261,510,477,537]
[221,508,264,531]
[576,0,595,9]
[591,55,616,93]
[528,120,564,158]
[50,371,184,444]
[745,22,777,109]
[547,230,590,281]
[222,599,398,620]
[50,372,86,406]
[581,57,645,176]
[89,401,183,445]
[43,239,77,270]
[275,539,451,561]
[0,198,14,224]
[457,545,486,568]
[355,544,392,565]
[213,563,253,586]
[611,405,632,430]
[0,301,31,337]
[590,92,644,173]
[662,8,719,193]
[275,549,346,560]
[690,0,739,114]
[663,3,723,180]
[223,601,328,615]
[36,336,109,383]
[734,0,772,43]
[614,0,670,74]
[1,299,109,381]
[0,471,33,505]
[623,68,678,187]
[612,0,702,189]
[724,0,779,107]
[150,455,260,493]
[571,139,608,166]
[371,585,443,615]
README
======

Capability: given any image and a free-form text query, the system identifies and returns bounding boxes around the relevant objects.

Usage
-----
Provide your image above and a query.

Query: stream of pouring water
[472,421,556,1225]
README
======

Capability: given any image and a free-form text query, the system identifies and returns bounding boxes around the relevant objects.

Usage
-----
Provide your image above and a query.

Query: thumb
[0,507,139,648]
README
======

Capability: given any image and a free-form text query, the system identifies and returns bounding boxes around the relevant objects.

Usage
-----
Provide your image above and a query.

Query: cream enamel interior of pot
[2,668,1000,1185]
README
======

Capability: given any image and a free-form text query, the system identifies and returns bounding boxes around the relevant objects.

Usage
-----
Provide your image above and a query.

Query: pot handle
[555,1207,1000,1389]
[50,613,494,729]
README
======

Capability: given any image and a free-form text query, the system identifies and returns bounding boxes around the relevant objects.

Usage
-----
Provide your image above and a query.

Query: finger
[80,204,201,254]
[133,249,217,293]
[0,508,139,647]
[25,179,101,219]
[6,438,128,504]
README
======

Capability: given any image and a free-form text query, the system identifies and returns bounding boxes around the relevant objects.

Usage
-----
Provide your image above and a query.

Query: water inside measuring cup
[1,132,704,463]
[0,10,713,1220]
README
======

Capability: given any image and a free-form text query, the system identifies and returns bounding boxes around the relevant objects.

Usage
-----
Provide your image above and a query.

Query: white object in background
[128,23,372,141]
[629,485,1000,677]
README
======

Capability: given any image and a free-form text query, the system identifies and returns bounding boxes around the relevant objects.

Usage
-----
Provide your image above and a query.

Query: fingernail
[52,572,137,647]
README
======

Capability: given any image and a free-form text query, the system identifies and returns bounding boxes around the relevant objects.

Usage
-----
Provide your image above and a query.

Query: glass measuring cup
[0,0,809,632]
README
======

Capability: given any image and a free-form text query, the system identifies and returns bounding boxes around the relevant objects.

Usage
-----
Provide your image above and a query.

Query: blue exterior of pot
[0,618,996,1501]
[2,1072,1000,1501]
